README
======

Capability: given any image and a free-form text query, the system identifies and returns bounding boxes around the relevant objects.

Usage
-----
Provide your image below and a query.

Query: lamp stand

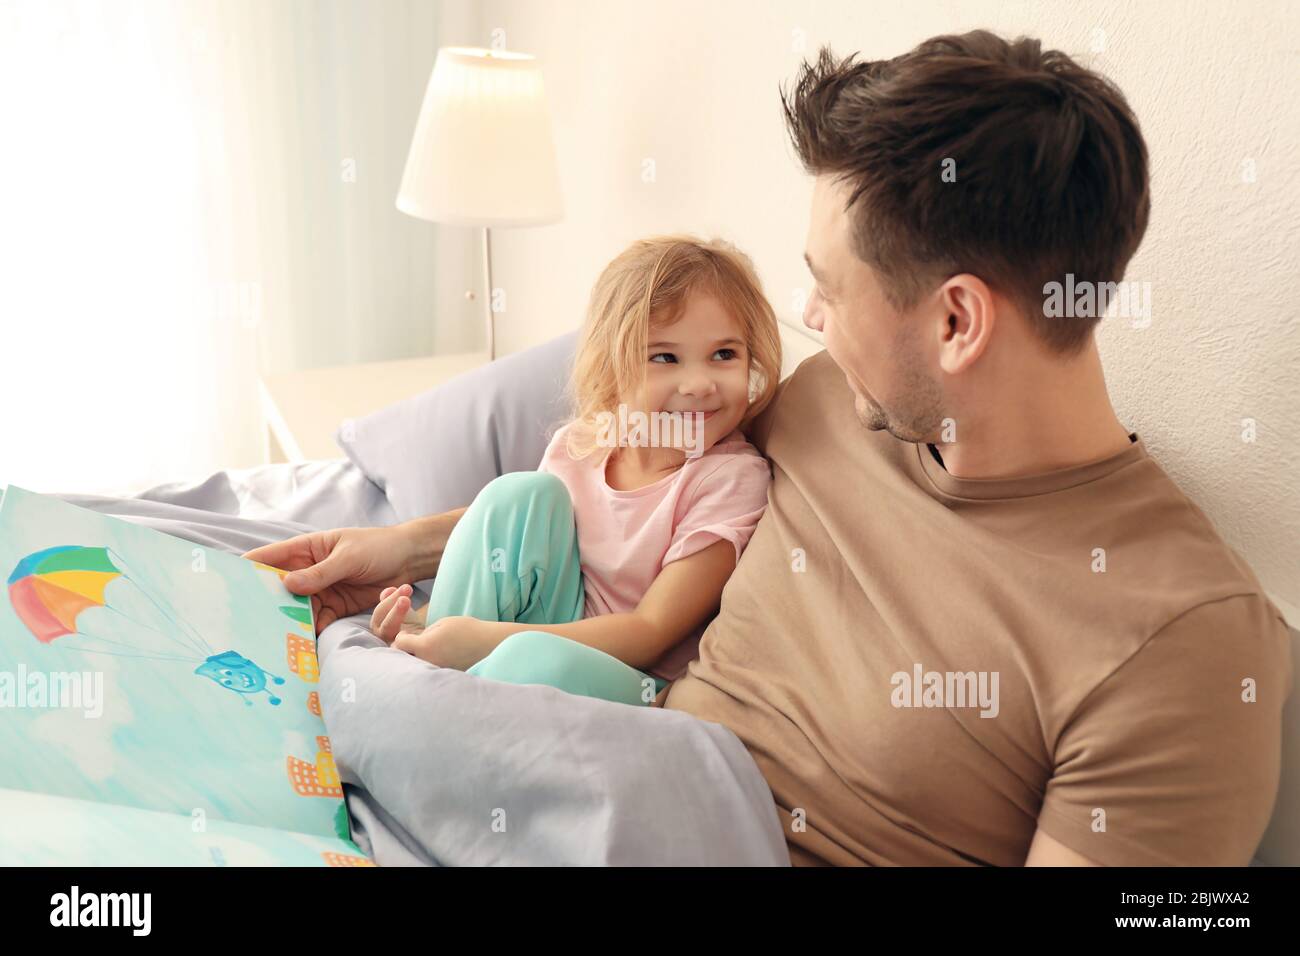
[481,226,495,361]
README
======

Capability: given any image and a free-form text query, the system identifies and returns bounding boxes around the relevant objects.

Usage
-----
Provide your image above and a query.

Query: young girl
[369,235,782,707]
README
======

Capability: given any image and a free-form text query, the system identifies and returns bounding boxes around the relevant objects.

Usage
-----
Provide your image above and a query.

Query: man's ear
[936,274,996,374]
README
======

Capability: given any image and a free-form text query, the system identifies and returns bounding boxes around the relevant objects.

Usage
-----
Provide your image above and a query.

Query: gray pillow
[334,332,578,523]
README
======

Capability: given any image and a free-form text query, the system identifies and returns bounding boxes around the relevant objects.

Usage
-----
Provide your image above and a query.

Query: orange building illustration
[287,735,342,798]
[286,633,319,683]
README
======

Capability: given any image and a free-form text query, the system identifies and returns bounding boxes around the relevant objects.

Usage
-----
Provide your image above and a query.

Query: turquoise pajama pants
[422,470,668,707]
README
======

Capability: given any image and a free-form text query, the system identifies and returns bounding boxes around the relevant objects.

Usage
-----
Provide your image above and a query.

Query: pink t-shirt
[536,423,772,682]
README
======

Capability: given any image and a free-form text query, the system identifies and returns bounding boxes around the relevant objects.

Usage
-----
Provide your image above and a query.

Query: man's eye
[714,348,738,360]
[650,352,676,364]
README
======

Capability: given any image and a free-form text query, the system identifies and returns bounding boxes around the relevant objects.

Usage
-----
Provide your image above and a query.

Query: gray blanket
[52,463,790,866]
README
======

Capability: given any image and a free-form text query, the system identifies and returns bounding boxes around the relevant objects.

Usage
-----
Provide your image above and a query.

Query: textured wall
[453,0,1298,618]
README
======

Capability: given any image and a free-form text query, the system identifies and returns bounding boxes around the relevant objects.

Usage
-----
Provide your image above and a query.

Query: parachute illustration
[7,544,290,706]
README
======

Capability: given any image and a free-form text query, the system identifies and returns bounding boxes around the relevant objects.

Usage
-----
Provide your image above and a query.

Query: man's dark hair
[781,30,1150,355]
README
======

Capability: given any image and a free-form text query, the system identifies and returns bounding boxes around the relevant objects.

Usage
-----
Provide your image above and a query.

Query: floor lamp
[396,46,565,361]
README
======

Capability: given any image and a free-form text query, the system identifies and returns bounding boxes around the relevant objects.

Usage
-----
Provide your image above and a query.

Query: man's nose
[803,293,824,332]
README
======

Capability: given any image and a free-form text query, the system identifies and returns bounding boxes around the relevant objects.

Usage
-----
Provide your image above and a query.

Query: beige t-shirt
[664,350,1294,866]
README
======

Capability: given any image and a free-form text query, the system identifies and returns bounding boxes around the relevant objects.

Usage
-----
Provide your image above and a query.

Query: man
[247,31,1291,865]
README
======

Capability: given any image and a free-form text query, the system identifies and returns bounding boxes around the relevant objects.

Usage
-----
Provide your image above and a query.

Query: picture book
[0,485,372,866]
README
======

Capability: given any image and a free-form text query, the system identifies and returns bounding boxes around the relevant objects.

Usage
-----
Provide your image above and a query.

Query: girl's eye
[714,348,738,360]
[649,352,676,364]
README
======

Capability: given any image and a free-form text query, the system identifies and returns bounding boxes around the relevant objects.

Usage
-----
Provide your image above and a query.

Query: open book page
[0,787,370,866]
[0,487,349,845]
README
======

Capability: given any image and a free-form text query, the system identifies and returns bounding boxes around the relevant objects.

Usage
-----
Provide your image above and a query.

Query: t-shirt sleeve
[1036,593,1294,866]
[534,424,569,476]
[661,453,772,568]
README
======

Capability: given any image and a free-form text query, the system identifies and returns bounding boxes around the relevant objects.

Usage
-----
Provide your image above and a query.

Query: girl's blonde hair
[560,235,783,463]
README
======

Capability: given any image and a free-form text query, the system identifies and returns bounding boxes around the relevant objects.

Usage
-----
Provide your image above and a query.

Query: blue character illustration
[195,651,286,706]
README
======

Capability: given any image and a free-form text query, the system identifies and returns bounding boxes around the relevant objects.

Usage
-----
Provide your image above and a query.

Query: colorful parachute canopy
[7,545,122,644]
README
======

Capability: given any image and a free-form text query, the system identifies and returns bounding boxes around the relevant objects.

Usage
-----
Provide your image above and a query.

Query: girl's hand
[369,584,427,642]
[389,615,500,671]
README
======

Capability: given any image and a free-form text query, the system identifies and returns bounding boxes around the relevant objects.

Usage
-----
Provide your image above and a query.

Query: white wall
[440,0,1299,626]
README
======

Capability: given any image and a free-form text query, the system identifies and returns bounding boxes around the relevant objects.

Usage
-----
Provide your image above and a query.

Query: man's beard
[850,364,945,444]
[853,391,890,431]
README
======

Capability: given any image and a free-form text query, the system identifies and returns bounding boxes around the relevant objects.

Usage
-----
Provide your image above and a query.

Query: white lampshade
[396,46,564,227]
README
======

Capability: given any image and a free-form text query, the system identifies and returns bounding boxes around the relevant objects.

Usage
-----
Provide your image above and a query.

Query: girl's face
[633,290,752,451]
